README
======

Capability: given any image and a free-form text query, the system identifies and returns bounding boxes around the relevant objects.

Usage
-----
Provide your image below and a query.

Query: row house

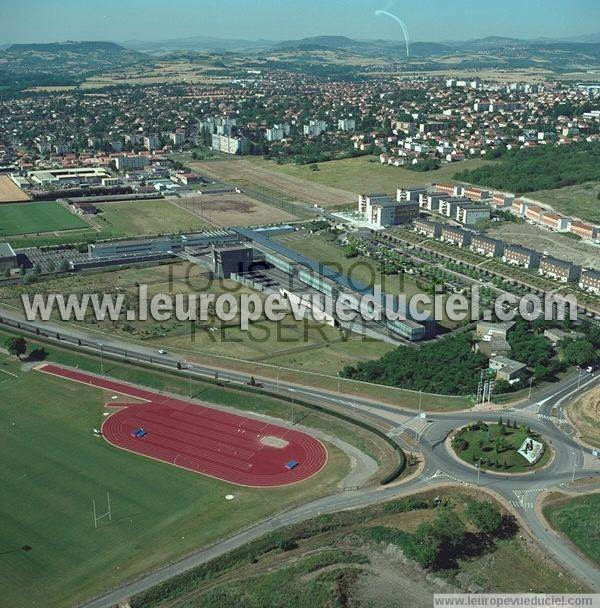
[491,193,514,209]
[435,183,463,197]
[538,257,580,283]
[540,212,570,232]
[414,218,442,238]
[579,269,600,295]
[464,187,490,200]
[470,235,504,258]
[525,205,544,223]
[511,199,528,216]
[502,244,541,269]
[570,221,599,241]
[441,225,471,248]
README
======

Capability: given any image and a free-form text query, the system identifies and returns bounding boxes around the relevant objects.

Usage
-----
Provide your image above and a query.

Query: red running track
[38,364,327,487]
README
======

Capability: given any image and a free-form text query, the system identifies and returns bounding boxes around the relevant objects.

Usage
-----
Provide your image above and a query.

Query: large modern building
[28,167,110,187]
[211,133,249,155]
[358,194,418,227]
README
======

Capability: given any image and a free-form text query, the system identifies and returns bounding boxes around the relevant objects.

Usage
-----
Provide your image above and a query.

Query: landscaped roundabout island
[451,420,551,473]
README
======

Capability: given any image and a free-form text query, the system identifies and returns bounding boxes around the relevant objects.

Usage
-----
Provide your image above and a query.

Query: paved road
[0,307,598,605]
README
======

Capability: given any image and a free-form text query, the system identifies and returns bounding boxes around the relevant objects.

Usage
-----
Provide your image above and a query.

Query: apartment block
[470,235,504,258]
[414,218,442,238]
[579,269,600,294]
[539,257,580,283]
[570,221,599,241]
[502,244,541,269]
[441,225,471,248]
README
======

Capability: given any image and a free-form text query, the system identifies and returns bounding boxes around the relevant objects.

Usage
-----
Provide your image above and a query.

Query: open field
[0,350,350,608]
[527,182,600,225]
[487,221,600,270]
[80,60,233,89]
[0,175,30,202]
[191,159,355,208]
[96,199,206,235]
[174,192,301,227]
[238,156,494,203]
[567,386,600,447]
[0,201,90,236]
[129,488,584,608]
[544,493,600,566]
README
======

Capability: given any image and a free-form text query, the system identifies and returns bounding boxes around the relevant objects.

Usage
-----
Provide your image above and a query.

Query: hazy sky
[1,0,599,44]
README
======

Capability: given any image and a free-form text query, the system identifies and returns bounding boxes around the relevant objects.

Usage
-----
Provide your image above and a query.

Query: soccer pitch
[0,201,89,236]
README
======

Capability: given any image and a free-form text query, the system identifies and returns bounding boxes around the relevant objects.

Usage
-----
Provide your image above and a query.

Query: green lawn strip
[543,494,600,565]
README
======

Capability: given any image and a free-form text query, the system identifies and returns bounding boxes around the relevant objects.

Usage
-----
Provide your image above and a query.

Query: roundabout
[450,419,552,473]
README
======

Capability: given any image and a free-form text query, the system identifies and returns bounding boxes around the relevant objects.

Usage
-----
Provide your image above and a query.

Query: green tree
[466,500,503,534]
[5,336,27,359]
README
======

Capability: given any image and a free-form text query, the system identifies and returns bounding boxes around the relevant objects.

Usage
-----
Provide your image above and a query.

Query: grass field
[567,387,600,448]
[452,422,550,472]
[0,201,90,237]
[247,156,494,202]
[0,175,30,202]
[175,193,300,227]
[544,493,600,565]
[0,350,350,608]
[95,199,206,235]
[528,182,600,225]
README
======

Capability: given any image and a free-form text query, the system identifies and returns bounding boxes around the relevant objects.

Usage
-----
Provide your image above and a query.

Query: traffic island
[450,420,551,473]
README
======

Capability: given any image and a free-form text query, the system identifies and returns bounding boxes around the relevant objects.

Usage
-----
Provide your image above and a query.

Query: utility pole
[477,462,481,486]
[419,389,422,413]
[276,367,280,394]
[528,376,534,400]
[571,452,577,483]
[577,366,582,388]
[98,345,104,376]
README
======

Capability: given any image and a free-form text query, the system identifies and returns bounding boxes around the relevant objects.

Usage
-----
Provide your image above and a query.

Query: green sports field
[0,201,89,236]
[0,350,347,607]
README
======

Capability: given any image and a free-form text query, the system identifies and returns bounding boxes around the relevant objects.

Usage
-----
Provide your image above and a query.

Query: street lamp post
[98,344,104,376]
[571,452,577,483]
[419,390,422,413]
[477,462,481,486]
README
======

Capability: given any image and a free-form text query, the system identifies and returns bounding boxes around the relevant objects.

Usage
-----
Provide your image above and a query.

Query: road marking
[512,488,544,510]
[537,413,568,425]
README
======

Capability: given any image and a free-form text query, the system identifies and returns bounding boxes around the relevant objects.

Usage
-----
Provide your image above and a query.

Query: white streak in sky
[375,9,410,57]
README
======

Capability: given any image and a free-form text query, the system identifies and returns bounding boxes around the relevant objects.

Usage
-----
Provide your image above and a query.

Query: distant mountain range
[118,32,600,54]
[0,41,149,76]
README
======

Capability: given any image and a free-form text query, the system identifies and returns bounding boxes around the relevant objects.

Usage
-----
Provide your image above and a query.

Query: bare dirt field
[173,192,301,227]
[488,222,600,270]
[0,175,30,202]
[191,159,355,208]
[567,387,600,448]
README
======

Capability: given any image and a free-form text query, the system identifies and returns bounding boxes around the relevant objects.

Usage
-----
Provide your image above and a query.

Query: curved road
[0,308,598,605]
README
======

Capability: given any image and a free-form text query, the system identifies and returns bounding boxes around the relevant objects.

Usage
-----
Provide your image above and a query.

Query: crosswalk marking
[538,413,568,425]
[511,488,544,510]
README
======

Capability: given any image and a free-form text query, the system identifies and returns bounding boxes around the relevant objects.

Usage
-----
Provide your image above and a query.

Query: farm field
[0,175,30,202]
[175,192,300,227]
[243,156,494,203]
[191,158,355,208]
[544,493,600,565]
[96,199,206,235]
[525,182,600,225]
[0,201,90,237]
[0,350,349,608]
